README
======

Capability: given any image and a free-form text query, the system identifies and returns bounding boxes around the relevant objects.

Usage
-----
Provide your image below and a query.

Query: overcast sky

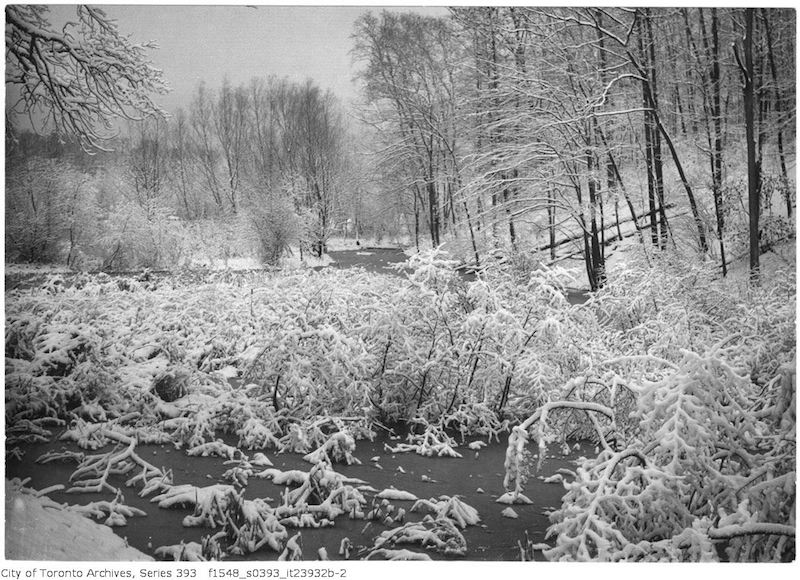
[45,3,449,116]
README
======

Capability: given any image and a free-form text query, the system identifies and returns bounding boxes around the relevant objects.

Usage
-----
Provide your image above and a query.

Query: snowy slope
[5,481,152,561]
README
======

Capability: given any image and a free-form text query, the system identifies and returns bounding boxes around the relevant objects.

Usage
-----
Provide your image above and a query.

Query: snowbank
[5,480,152,561]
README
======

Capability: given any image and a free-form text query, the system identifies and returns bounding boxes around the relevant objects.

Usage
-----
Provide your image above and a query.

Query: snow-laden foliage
[385,420,462,457]
[6,247,794,561]
[503,252,795,562]
[154,540,215,562]
[370,515,468,556]
[6,250,587,452]
[411,495,480,528]
[303,431,360,465]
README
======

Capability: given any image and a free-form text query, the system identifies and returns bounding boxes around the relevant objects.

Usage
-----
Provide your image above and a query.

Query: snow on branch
[63,426,167,494]
[6,5,167,151]
[709,522,795,540]
[503,396,616,498]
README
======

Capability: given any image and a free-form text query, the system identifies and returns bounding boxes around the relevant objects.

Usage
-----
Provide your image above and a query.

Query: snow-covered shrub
[246,192,300,266]
[724,175,795,258]
[386,421,462,458]
[5,314,41,360]
[502,249,796,562]
[96,201,188,270]
[67,492,147,527]
[303,431,359,465]
[5,159,100,265]
[370,515,468,556]
[411,495,480,528]
[154,541,208,562]
[240,273,381,420]
[441,402,509,443]
[367,251,587,425]
[7,240,791,562]
[543,449,694,561]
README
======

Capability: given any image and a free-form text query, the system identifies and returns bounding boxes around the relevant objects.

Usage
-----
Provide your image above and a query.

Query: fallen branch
[708,522,795,540]
[67,428,165,494]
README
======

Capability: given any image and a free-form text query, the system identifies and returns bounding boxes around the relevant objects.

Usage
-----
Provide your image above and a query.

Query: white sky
[42,3,449,116]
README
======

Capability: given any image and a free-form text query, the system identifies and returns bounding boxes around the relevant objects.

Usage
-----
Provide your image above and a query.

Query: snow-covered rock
[501,507,519,519]
[496,491,533,505]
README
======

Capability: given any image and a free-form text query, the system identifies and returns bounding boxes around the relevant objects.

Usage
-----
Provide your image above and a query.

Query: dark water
[6,432,585,561]
[7,251,588,560]
[327,248,409,276]
[326,249,588,305]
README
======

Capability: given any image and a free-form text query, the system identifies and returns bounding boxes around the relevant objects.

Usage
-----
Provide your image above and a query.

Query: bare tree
[734,8,761,283]
[190,82,225,212]
[353,11,468,251]
[760,9,794,218]
[128,117,166,219]
[169,108,204,219]
[214,78,249,213]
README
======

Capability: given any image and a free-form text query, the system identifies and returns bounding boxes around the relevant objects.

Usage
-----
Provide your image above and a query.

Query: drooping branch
[6,5,167,151]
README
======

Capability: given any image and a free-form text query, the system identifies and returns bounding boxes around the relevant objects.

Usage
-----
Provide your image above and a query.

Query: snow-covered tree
[6,5,167,151]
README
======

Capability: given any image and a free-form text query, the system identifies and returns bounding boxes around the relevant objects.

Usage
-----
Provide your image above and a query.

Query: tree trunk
[710,9,727,276]
[761,9,791,217]
[595,123,651,264]
[743,8,761,283]
[548,186,557,261]
[587,140,604,288]
[638,15,660,247]
[575,181,598,291]
[644,10,669,249]
[413,184,420,252]
[503,178,517,252]
[681,9,699,134]
[629,41,709,254]
[427,174,441,247]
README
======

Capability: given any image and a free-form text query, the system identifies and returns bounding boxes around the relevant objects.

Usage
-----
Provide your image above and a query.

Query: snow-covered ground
[5,480,152,561]
[4,247,335,277]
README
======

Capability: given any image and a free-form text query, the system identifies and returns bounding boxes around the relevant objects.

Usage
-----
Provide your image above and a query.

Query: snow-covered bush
[95,201,189,270]
[386,420,462,458]
[370,515,468,556]
[246,191,301,266]
[5,159,101,265]
[724,175,795,258]
[411,495,480,528]
[6,240,792,562]
[504,251,795,562]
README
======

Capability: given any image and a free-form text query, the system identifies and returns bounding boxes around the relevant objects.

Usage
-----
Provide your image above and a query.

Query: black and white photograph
[3,1,796,568]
